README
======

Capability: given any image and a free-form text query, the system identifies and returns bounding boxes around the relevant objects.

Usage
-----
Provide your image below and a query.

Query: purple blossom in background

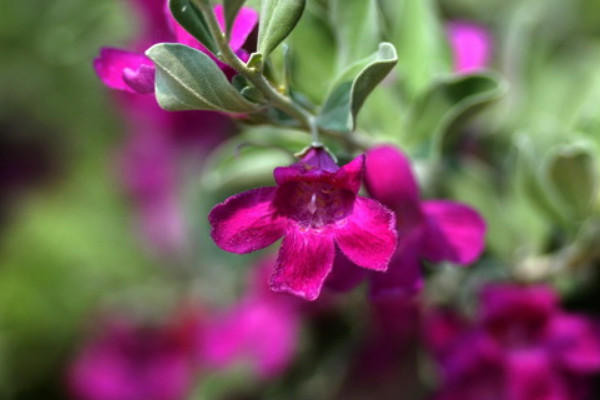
[426,284,600,400]
[94,1,258,93]
[329,145,486,298]
[447,21,492,74]
[68,317,195,400]
[209,147,398,301]
[94,0,238,253]
[200,257,302,378]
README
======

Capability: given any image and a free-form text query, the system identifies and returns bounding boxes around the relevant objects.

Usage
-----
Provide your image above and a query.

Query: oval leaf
[547,145,597,219]
[329,0,381,70]
[406,72,508,156]
[146,43,259,113]
[258,0,306,56]
[169,0,218,54]
[316,42,398,133]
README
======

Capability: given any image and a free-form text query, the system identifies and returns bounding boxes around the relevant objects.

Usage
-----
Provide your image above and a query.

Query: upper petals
[214,5,259,52]
[335,154,365,193]
[273,147,339,186]
[270,228,335,301]
[365,145,420,211]
[334,197,397,272]
[209,187,286,253]
[94,48,154,93]
[420,200,486,265]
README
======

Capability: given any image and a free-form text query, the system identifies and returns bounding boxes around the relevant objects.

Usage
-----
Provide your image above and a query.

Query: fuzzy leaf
[547,146,597,220]
[330,0,381,70]
[170,0,218,54]
[390,0,451,98]
[317,42,398,133]
[146,43,258,113]
[258,0,306,56]
[406,72,507,156]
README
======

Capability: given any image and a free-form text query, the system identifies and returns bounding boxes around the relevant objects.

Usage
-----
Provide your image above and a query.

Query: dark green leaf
[317,42,398,133]
[146,43,259,113]
[406,72,507,156]
[224,0,247,34]
[169,0,218,54]
[258,0,306,56]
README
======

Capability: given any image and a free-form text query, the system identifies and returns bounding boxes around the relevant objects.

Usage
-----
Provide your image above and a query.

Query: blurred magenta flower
[209,147,398,301]
[94,2,258,93]
[200,257,302,378]
[69,317,195,400]
[426,284,600,400]
[329,145,486,298]
[447,21,492,74]
[94,0,236,254]
[117,94,233,254]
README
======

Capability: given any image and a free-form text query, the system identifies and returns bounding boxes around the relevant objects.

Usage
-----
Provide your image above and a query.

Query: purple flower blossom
[68,317,195,400]
[447,21,492,74]
[200,257,302,378]
[329,145,486,298]
[94,0,236,254]
[94,2,258,93]
[209,147,398,301]
[426,284,600,400]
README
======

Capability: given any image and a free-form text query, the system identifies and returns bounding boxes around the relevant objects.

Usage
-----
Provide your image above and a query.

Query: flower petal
[334,197,397,271]
[214,5,259,52]
[420,200,486,265]
[94,48,153,93]
[325,250,368,292]
[209,187,286,253]
[334,154,365,193]
[447,21,491,74]
[549,314,600,373]
[369,237,423,299]
[365,145,420,211]
[506,350,568,400]
[270,228,335,301]
[122,63,156,94]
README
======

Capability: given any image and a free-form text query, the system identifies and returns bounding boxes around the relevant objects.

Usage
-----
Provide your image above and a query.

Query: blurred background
[2,0,600,399]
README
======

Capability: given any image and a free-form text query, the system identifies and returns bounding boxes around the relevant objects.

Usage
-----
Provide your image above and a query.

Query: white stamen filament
[308,192,317,214]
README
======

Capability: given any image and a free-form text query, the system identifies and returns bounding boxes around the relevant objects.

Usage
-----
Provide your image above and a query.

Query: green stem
[194,0,370,152]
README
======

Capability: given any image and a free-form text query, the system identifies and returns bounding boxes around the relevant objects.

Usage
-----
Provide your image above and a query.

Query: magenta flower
[209,147,398,301]
[426,284,600,400]
[447,21,492,74]
[94,2,258,93]
[68,317,194,400]
[200,257,302,378]
[329,145,486,298]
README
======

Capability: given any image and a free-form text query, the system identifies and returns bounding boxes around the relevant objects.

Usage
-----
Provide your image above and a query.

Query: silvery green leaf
[169,0,217,54]
[330,0,381,70]
[146,43,259,113]
[317,42,398,133]
[258,0,306,56]
[547,144,597,220]
[406,72,508,157]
